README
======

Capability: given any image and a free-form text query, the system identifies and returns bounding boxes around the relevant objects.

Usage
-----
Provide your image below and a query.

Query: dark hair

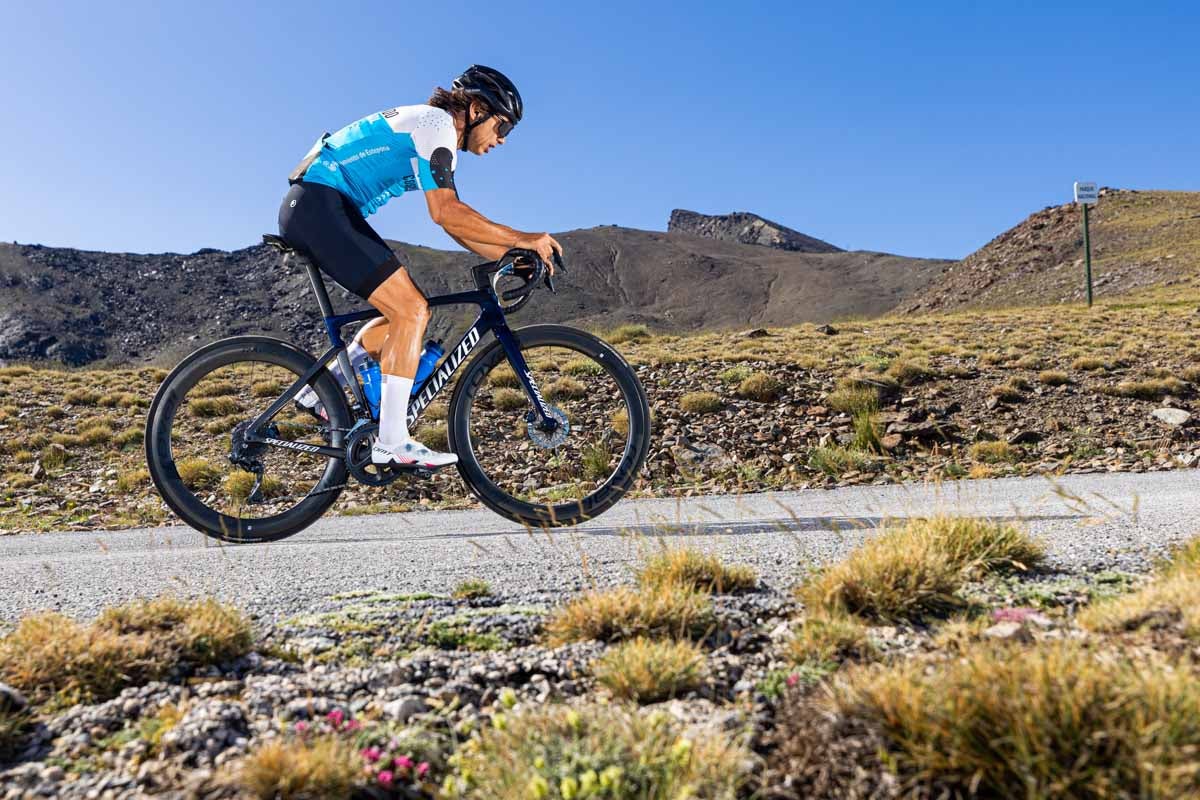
[428,87,474,116]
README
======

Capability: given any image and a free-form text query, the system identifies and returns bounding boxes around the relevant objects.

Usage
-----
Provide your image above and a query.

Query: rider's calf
[367,264,430,377]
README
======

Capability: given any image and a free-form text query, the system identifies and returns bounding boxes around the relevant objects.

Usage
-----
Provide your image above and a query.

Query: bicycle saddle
[262,233,297,254]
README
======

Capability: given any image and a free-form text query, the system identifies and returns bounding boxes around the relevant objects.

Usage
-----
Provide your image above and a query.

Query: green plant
[737,372,785,402]
[679,391,724,414]
[591,638,706,703]
[452,580,493,600]
[636,547,758,594]
[544,583,715,645]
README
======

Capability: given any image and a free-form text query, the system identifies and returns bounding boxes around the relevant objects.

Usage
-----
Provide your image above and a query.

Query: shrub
[251,380,285,398]
[1102,378,1188,400]
[970,440,1018,464]
[491,388,526,410]
[636,547,758,594]
[188,396,240,417]
[452,579,492,600]
[64,388,101,405]
[787,612,875,664]
[114,428,144,449]
[799,516,1042,622]
[238,736,361,800]
[546,377,587,400]
[884,358,935,386]
[679,391,724,414]
[563,358,603,376]
[176,458,221,489]
[1071,356,1110,372]
[718,365,752,384]
[592,638,706,703]
[826,385,878,415]
[1078,571,1200,638]
[39,444,70,469]
[607,323,651,344]
[116,468,150,493]
[1038,370,1070,386]
[737,372,784,402]
[488,367,520,388]
[989,381,1025,403]
[442,702,747,799]
[415,423,449,452]
[194,380,238,398]
[79,423,114,446]
[0,709,30,762]
[610,409,629,436]
[830,643,1200,798]
[851,409,883,453]
[581,443,611,482]
[0,597,252,703]
[544,583,715,645]
[44,405,66,420]
[808,446,871,476]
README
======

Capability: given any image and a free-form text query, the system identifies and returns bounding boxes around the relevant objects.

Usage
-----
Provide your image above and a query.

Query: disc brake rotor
[527,406,570,449]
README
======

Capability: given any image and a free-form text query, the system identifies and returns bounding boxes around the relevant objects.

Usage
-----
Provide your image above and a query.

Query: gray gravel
[1,471,1196,624]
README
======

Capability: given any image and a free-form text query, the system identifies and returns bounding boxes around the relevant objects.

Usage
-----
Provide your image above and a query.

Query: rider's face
[468,106,509,155]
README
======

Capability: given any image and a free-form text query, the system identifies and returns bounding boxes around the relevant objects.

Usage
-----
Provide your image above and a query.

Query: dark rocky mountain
[668,209,843,253]
[0,225,949,367]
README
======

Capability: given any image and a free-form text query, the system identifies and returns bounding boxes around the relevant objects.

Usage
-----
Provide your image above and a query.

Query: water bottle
[357,358,382,419]
[411,340,445,396]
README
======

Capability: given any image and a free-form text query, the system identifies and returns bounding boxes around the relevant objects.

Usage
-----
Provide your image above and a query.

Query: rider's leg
[366,266,457,467]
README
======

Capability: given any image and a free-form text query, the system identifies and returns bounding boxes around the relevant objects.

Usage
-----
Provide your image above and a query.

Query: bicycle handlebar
[472,248,568,313]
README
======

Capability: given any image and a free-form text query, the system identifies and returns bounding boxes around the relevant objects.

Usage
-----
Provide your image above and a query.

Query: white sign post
[1074,182,1097,306]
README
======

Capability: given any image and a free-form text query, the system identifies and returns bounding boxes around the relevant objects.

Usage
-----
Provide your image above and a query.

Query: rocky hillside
[906,188,1200,312]
[0,228,947,367]
[668,209,843,253]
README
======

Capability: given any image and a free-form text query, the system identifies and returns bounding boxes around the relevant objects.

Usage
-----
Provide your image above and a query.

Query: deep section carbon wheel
[145,336,351,543]
[447,324,650,527]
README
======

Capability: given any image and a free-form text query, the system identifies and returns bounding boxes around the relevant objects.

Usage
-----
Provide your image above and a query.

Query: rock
[670,438,733,476]
[815,324,838,335]
[0,682,28,713]
[1007,430,1043,445]
[886,420,959,442]
[983,621,1032,642]
[880,433,904,452]
[1151,408,1191,427]
[382,696,428,723]
[738,328,771,339]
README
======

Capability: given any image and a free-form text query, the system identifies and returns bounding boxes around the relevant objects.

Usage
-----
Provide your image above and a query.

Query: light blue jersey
[300,104,458,217]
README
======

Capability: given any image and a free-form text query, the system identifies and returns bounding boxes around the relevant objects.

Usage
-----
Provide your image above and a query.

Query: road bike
[144,234,651,543]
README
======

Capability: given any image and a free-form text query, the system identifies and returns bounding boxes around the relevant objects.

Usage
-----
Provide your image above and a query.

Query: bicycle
[144,234,651,543]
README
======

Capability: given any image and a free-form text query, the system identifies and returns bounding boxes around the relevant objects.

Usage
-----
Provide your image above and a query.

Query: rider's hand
[514,233,562,274]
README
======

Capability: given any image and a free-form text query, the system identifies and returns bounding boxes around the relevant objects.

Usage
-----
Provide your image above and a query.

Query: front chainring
[345,421,403,486]
[527,405,570,449]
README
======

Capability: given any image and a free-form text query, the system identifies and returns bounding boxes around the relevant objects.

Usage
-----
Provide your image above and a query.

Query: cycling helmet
[452,65,522,150]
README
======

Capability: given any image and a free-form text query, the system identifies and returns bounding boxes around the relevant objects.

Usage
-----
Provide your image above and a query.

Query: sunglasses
[495,116,515,138]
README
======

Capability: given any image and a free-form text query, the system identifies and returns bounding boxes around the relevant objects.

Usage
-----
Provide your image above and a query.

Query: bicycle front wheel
[447,324,651,527]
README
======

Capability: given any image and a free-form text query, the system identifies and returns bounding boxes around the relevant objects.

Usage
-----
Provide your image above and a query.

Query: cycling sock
[297,341,368,409]
[377,374,414,445]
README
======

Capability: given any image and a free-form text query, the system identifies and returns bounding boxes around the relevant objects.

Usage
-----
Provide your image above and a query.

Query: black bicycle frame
[244,256,555,460]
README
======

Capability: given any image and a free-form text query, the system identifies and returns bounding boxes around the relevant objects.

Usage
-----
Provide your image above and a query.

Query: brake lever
[546,252,566,294]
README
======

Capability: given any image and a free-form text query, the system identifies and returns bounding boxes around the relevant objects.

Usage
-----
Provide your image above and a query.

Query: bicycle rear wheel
[446,324,650,527]
[145,336,351,543]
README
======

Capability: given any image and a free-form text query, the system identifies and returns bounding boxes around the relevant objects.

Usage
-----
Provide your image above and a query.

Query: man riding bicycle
[277,65,562,471]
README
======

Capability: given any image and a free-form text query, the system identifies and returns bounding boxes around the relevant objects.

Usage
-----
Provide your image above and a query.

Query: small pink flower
[293,721,309,734]
[417,761,430,778]
[326,709,345,728]
[362,747,382,763]
[394,754,414,771]
[377,770,394,787]
[343,719,361,732]
[785,673,799,687]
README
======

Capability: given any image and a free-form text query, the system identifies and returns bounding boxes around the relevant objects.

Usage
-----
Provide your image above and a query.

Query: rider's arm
[445,230,510,262]
[425,189,522,248]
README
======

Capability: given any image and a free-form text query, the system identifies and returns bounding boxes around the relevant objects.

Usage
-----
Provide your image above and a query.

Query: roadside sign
[1074,181,1098,205]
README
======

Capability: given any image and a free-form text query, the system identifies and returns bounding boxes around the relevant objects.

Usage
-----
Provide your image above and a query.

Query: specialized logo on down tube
[409,327,481,419]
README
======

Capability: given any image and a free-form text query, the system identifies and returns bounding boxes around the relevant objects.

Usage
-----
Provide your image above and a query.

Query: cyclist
[277,65,562,470]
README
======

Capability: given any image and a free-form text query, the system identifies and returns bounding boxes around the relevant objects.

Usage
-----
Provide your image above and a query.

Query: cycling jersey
[299,104,458,218]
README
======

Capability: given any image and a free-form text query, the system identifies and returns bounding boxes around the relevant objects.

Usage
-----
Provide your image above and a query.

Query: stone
[738,328,771,339]
[815,324,838,335]
[0,682,27,713]
[381,696,428,723]
[880,433,904,451]
[1007,429,1043,445]
[1151,408,1191,427]
[983,621,1032,642]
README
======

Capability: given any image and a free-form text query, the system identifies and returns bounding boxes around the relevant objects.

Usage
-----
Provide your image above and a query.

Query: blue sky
[0,0,1196,259]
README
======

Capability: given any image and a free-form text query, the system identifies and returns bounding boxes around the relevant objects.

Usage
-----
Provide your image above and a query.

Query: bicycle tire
[447,324,650,527]
[145,336,352,543]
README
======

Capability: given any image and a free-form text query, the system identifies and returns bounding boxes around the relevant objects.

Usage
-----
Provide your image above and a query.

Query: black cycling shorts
[277,181,402,300]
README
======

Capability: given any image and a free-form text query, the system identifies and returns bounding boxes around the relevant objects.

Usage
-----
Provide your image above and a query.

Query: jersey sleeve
[409,108,458,192]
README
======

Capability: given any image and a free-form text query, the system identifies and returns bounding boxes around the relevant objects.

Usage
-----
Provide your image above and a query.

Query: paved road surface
[1,471,1195,623]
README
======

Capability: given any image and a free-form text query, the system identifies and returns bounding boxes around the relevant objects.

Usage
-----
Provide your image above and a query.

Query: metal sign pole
[1073,181,1098,306]
[1082,202,1093,307]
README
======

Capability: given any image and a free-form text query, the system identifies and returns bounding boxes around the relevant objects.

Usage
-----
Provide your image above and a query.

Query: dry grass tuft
[591,637,706,703]
[787,612,876,664]
[415,423,449,452]
[546,377,587,401]
[188,396,240,418]
[679,391,724,414]
[490,388,527,410]
[1038,370,1070,386]
[452,579,493,600]
[236,735,360,800]
[736,372,784,402]
[636,547,758,594]
[1102,377,1188,400]
[799,516,1043,622]
[544,583,715,645]
[1079,570,1200,638]
[442,701,747,799]
[831,643,1200,798]
[606,323,652,344]
[176,458,221,489]
[970,440,1018,463]
[0,597,252,703]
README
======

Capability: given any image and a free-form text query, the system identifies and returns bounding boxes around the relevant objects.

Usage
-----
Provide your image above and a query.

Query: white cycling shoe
[370,439,458,470]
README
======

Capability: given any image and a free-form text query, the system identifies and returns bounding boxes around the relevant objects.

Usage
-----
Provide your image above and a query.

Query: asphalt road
[0,471,1195,624]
